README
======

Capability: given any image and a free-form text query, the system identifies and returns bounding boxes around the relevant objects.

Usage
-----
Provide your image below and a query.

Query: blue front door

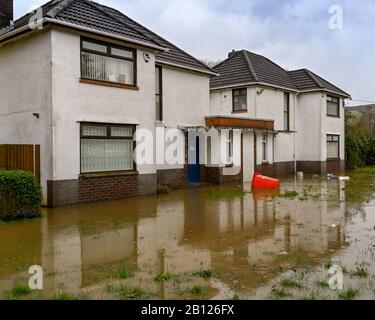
[188,137,201,183]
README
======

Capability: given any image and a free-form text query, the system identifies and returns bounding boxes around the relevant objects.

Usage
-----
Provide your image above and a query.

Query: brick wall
[255,161,295,177]
[205,166,242,184]
[157,168,187,193]
[0,0,13,29]
[47,173,157,207]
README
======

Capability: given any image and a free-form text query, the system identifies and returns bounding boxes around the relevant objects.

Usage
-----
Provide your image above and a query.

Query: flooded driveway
[1,169,375,300]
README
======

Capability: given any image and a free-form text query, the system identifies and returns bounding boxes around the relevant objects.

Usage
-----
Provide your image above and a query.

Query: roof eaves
[44,17,168,51]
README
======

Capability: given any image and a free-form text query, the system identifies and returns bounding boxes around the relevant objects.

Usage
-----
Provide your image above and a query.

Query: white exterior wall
[210,86,297,166]
[0,30,53,203]
[296,92,345,162]
[50,27,157,179]
[157,66,210,170]
[296,93,322,161]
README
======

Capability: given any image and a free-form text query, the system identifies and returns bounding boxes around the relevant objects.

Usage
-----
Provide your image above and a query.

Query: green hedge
[0,170,42,221]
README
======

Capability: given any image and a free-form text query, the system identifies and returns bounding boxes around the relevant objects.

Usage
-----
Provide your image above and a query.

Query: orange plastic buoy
[251,172,281,190]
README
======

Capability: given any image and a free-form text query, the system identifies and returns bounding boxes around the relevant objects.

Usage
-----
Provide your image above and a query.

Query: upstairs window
[80,123,135,173]
[233,89,247,112]
[283,92,290,131]
[327,96,340,117]
[81,38,136,86]
[155,66,163,121]
[327,135,340,159]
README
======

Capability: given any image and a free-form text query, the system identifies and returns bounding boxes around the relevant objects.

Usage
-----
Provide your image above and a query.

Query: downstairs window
[80,123,135,173]
[327,135,340,159]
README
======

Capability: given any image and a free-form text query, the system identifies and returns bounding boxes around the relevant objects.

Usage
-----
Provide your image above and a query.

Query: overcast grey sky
[14,0,375,106]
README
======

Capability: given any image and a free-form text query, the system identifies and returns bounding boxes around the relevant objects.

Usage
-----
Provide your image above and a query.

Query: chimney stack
[0,0,13,29]
[228,50,238,58]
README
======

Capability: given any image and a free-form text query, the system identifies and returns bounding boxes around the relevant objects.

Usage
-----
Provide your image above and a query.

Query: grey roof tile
[288,68,350,97]
[211,50,350,97]
[1,0,213,74]
[211,50,297,90]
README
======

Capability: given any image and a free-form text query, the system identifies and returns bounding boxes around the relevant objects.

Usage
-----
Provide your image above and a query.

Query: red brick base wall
[205,166,242,184]
[255,161,295,177]
[47,173,157,207]
[157,168,187,193]
[297,160,345,175]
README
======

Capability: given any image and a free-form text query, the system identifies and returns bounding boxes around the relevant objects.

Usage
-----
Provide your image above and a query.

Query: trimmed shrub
[0,170,42,221]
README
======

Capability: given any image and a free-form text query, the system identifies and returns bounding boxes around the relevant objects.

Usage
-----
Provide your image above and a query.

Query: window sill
[80,78,139,90]
[327,114,340,118]
[232,110,248,114]
[79,170,139,179]
[327,158,340,161]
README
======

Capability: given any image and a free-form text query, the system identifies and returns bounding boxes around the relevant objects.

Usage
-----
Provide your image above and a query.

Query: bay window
[81,38,136,86]
[80,123,135,173]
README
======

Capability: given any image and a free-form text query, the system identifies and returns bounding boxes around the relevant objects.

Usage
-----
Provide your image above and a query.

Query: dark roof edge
[210,81,299,92]
[86,0,162,48]
[91,1,215,74]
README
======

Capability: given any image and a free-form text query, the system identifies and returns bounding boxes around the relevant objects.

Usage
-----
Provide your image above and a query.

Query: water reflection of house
[181,181,347,288]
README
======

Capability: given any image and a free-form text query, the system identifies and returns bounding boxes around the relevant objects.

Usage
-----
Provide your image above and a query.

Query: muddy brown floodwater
[1,169,375,300]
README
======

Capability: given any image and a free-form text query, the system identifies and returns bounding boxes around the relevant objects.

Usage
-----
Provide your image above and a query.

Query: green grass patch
[279,190,299,200]
[10,284,31,298]
[272,288,291,299]
[192,268,217,279]
[118,267,135,279]
[280,278,303,289]
[338,288,359,300]
[53,292,81,300]
[154,272,175,282]
[189,285,204,295]
[316,280,330,289]
[118,285,154,300]
[351,266,369,278]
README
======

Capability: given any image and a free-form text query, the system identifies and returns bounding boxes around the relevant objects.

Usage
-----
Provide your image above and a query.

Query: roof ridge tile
[242,50,259,82]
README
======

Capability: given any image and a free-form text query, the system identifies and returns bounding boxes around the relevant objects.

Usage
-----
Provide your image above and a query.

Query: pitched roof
[287,69,350,97]
[210,50,351,98]
[211,50,297,90]
[0,0,214,75]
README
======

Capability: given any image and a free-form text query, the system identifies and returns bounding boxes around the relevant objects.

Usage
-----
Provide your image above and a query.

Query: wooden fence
[0,145,40,183]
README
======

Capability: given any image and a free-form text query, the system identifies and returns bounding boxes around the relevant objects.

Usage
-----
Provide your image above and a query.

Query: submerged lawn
[0,166,374,300]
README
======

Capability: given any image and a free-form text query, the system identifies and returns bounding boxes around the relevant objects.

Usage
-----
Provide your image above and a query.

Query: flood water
[1,169,375,300]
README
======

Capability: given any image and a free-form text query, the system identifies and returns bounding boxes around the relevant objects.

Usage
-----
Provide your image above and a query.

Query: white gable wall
[0,29,53,203]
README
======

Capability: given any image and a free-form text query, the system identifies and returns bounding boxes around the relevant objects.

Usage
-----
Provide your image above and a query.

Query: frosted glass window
[80,124,135,173]
[81,38,136,86]
[82,40,107,53]
[327,135,339,159]
[111,47,133,59]
[111,126,133,137]
[82,125,107,137]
